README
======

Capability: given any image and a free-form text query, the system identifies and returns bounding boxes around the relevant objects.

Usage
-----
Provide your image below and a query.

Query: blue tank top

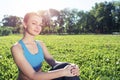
[19,40,44,72]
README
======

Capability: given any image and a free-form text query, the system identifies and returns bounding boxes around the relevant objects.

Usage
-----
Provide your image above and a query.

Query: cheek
[37,26,42,31]
[40,27,42,30]
[25,25,33,33]
[38,27,42,33]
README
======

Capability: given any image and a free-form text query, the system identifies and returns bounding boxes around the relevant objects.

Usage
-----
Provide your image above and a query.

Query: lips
[34,30,40,33]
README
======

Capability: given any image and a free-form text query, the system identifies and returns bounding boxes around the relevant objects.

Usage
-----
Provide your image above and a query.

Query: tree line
[0,1,120,35]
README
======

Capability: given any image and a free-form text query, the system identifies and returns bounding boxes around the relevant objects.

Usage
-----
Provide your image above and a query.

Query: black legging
[50,63,80,80]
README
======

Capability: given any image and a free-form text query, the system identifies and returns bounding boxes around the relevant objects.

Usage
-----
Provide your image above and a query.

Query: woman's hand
[63,65,76,77]
[71,64,80,76]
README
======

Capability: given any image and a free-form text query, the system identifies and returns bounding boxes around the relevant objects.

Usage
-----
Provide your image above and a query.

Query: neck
[22,33,35,43]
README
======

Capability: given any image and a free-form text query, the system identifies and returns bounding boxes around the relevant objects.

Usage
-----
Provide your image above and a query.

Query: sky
[0,0,119,21]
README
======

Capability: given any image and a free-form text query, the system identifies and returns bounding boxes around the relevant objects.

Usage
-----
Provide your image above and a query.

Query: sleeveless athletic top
[19,40,44,72]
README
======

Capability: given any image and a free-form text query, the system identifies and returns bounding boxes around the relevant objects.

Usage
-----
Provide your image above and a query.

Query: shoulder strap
[19,40,27,51]
[35,40,42,49]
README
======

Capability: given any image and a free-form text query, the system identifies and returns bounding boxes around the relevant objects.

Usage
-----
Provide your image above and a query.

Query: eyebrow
[31,20,37,22]
[31,20,42,24]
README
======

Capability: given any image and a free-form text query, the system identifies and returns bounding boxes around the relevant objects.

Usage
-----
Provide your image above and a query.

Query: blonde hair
[23,12,41,23]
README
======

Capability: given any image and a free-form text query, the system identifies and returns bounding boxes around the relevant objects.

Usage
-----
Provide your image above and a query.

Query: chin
[33,33,40,36]
[30,32,40,36]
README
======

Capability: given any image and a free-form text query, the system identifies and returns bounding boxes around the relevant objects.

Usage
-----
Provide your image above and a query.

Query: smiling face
[23,12,43,36]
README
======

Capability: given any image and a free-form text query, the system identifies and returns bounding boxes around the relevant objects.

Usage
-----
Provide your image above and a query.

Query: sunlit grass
[0,34,120,80]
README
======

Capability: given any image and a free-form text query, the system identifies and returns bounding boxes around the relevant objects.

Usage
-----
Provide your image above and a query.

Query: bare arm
[39,41,64,67]
[11,43,75,80]
[39,41,80,76]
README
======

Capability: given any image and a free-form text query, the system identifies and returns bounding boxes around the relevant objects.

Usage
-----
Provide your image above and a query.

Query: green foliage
[40,1,120,34]
[0,27,13,36]
[0,1,120,34]
[90,1,115,33]
[2,15,22,27]
[0,35,120,80]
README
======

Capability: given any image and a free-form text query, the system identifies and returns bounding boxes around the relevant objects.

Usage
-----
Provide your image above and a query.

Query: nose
[36,25,42,29]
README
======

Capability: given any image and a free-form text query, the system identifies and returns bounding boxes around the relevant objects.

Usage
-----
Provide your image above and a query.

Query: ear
[22,22,27,29]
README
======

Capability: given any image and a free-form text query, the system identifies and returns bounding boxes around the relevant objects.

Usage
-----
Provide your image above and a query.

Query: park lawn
[0,34,120,80]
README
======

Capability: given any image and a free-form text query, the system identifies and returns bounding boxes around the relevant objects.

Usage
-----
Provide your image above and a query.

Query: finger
[77,70,80,76]
[69,65,80,76]
[72,68,80,76]
[71,68,77,76]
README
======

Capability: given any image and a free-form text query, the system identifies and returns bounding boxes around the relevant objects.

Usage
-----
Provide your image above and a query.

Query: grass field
[0,34,120,80]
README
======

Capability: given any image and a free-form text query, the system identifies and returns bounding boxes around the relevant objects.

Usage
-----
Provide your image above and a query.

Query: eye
[32,22,36,25]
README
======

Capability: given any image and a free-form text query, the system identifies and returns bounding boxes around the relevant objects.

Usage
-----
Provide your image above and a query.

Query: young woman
[11,12,80,80]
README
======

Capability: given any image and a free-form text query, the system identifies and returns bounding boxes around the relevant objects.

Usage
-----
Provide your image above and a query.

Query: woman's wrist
[59,68,66,77]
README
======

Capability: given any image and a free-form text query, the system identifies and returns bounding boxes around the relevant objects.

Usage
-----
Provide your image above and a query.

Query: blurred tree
[59,8,79,34]
[1,1,119,35]
[2,15,22,27]
[2,15,22,33]
[38,1,120,34]
[76,11,86,33]
[113,1,120,32]
[38,9,60,34]
[90,1,115,33]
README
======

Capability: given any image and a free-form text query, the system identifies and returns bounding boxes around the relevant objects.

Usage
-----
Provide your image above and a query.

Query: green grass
[0,34,120,80]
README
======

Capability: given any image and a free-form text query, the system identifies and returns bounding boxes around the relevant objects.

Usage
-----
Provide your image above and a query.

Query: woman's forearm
[32,68,65,80]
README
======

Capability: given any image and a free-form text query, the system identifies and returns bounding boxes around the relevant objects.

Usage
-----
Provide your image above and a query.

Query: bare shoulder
[11,42,22,55]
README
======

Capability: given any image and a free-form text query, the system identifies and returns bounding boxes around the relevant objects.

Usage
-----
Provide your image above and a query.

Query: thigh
[52,77,64,80]
[65,76,80,80]
[52,76,80,80]
[51,62,70,70]
[50,63,69,80]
